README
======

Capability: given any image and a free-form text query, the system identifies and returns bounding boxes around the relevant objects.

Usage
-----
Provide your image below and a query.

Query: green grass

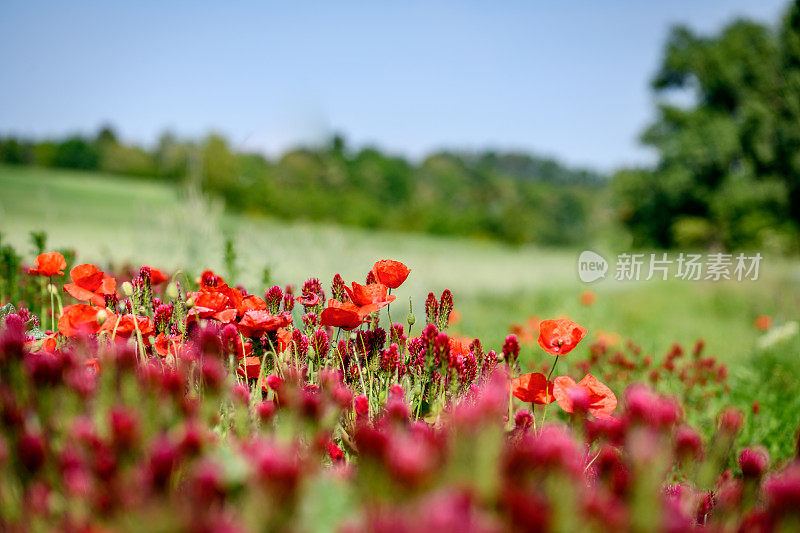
[1,163,798,362]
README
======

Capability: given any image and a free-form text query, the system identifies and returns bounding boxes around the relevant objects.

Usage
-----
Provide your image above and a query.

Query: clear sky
[0,0,789,172]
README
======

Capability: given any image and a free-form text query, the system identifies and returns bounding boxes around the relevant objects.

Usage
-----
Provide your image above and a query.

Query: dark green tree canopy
[615,3,800,251]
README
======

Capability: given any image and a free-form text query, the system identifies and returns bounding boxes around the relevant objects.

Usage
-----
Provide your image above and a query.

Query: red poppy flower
[276,327,293,353]
[29,252,67,277]
[237,310,293,337]
[344,282,396,315]
[238,294,267,316]
[297,293,321,307]
[99,314,155,342]
[188,277,244,324]
[42,337,57,352]
[188,291,238,323]
[147,267,169,285]
[373,260,411,289]
[154,333,182,357]
[58,304,105,337]
[64,264,116,306]
[448,336,471,358]
[552,374,617,418]
[26,335,58,352]
[238,356,262,380]
[538,319,588,356]
[512,372,555,405]
[320,300,365,330]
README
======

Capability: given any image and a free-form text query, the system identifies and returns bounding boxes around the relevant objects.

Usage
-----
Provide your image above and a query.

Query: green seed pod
[121,281,134,297]
[166,282,179,300]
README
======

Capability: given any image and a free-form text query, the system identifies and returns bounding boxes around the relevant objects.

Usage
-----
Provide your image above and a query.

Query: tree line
[0,129,605,246]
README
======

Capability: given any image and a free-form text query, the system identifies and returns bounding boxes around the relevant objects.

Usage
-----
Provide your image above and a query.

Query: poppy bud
[96,309,108,325]
[121,281,133,297]
[47,283,58,295]
[166,282,179,300]
[407,312,415,326]
[185,298,194,309]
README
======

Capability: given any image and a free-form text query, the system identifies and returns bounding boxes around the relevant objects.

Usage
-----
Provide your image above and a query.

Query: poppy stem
[546,357,559,381]
[265,336,284,379]
[386,288,393,326]
[132,315,146,362]
[48,276,55,332]
[540,358,559,431]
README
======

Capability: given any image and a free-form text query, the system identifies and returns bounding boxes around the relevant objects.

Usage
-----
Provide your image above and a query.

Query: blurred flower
[754,314,773,331]
[580,290,596,307]
[552,374,616,417]
[28,251,66,277]
[756,321,798,351]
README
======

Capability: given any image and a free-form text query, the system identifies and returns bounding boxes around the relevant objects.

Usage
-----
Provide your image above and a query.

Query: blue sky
[0,0,789,171]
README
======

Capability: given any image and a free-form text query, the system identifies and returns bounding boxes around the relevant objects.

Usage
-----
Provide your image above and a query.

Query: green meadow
[2,163,800,459]
[2,164,797,360]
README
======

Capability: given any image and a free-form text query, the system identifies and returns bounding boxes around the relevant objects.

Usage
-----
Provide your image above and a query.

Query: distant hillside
[0,129,606,245]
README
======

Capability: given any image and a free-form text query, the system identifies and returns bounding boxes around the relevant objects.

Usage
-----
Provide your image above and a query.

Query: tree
[614,5,800,250]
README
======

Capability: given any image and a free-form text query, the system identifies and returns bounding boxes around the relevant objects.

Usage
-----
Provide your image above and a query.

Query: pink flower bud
[739,448,769,479]
[354,394,369,417]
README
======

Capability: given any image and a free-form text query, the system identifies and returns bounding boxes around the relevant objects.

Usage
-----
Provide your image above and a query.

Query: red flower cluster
[1,251,795,532]
[320,260,408,330]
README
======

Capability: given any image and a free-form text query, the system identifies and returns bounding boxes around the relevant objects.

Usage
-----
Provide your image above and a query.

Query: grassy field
[1,164,798,364]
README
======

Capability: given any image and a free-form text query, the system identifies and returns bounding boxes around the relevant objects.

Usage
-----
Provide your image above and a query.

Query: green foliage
[615,6,800,251]
[0,234,22,304]
[0,127,605,245]
[731,336,800,463]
